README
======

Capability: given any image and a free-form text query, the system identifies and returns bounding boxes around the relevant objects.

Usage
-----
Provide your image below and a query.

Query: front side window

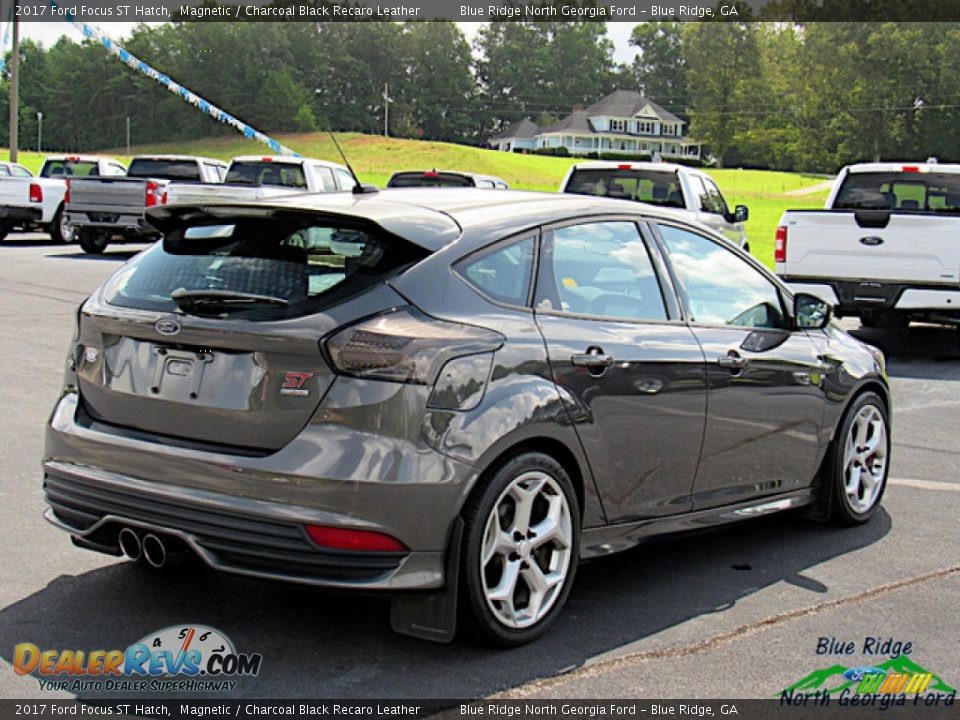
[101,218,425,318]
[658,224,784,329]
[457,236,535,306]
[537,221,667,321]
[701,178,730,217]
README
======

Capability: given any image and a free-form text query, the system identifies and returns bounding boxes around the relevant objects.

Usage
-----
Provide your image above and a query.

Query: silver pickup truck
[65,155,227,254]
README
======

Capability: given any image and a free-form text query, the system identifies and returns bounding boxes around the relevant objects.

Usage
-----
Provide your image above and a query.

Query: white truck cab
[560,161,750,251]
[778,162,960,329]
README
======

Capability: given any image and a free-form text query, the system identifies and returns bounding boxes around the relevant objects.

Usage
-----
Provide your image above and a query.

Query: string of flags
[47,0,300,157]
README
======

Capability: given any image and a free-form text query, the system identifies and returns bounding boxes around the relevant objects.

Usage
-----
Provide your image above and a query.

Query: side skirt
[580,489,816,559]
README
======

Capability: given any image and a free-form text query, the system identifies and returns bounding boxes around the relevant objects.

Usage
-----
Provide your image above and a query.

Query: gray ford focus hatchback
[44,189,890,645]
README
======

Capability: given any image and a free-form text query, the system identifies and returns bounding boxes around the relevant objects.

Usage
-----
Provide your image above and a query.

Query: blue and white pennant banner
[49,0,300,157]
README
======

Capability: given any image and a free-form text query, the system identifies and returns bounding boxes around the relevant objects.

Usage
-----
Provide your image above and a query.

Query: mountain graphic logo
[780,656,956,696]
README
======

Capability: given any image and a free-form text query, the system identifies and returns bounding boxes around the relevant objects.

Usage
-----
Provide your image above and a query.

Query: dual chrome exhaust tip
[117,527,172,569]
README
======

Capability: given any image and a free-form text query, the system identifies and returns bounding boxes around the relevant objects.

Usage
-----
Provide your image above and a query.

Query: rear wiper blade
[172,289,290,313]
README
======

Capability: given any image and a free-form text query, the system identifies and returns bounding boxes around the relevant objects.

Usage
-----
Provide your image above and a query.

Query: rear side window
[564,169,684,208]
[40,160,99,178]
[457,237,535,306]
[127,159,202,182]
[834,171,960,212]
[102,218,427,318]
[388,172,474,188]
[537,221,667,321]
[225,162,307,188]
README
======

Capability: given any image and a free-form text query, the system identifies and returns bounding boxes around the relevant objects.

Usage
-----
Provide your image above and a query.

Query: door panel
[533,219,707,523]
[655,222,826,509]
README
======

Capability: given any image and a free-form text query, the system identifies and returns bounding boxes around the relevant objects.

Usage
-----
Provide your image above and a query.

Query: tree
[629,22,688,115]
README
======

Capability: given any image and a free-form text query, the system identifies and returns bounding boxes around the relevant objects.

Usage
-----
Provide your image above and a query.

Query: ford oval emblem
[155,317,181,336]
[860,236,884,246]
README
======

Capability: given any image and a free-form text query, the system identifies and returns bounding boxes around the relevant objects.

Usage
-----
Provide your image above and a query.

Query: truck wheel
[459,452,579,646]
[0,224,9,243]
[77,230,110,255]
[861,312,909,330]
[50,206,73,243]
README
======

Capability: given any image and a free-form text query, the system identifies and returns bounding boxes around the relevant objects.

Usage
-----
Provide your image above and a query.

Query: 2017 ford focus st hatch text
[43,189,891,645]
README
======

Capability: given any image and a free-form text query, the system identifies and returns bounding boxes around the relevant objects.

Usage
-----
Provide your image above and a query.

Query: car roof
[230,156,347,170]
[845,162,960,174]
[147,188,696,252]
[569,161,693,174]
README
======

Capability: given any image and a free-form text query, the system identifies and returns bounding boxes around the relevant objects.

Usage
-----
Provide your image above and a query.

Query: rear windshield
[388,172,474,188]
[101,218,426,318]
[834,171,960,213]
[225,162,306,188]
[564,169,685,208]
[127,159,201,182]
[40,160,99,178]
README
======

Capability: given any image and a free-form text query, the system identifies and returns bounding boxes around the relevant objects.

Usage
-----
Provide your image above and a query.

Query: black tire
[824,391,890,526]
[0,223,9,243]
[49,205,70,243]
[459,451,580,646]
[77,229,109,255]
[861,312,909,330]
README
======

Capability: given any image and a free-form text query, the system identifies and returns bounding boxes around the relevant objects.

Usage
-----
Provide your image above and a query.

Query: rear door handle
[716,351,747,370]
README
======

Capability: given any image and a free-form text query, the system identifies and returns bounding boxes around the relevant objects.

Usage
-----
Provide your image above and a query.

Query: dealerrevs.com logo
[14,625,262,693]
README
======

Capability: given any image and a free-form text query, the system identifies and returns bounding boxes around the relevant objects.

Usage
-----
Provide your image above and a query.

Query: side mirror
[734,205,749,223]
[794,293,832,330]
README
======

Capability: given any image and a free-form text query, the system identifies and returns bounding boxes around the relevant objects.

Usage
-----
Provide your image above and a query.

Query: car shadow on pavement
[849,324,960,380]
[0,509,890,700]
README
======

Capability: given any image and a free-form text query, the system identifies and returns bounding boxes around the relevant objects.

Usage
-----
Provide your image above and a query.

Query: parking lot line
[888,477,960,492]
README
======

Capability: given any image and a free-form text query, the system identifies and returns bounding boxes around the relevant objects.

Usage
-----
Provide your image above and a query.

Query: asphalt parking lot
[0,233,957,700]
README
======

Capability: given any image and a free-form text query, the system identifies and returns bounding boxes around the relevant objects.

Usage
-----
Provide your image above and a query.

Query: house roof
[490,117,539,141]
[538,110,594,135]
[584,90,684,125]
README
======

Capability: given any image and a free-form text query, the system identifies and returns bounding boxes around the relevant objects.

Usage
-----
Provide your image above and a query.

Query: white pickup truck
[777,162,960,329]
[0,155,126,243]
[164,156,355,206]
[65,155,227,254]
[560,161,750,251]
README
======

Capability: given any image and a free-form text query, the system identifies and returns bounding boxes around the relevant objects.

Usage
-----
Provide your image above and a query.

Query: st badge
[280,371,314,397]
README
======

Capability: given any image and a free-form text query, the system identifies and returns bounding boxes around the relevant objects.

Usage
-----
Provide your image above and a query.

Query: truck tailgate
[68,178,147,210]
[0,178,29,207]
[165,184,261,205]
[782,211,960,284]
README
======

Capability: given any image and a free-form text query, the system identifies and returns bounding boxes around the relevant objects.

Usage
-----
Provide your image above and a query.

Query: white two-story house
[490,90,702,160]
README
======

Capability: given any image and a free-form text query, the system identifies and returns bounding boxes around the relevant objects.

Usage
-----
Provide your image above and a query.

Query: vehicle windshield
[225,162,307,188]
[40,160,99,178]
[388,172,474,188]
[101,218,426,318]
[834,171,960,212]
[127,159,202,182]
[564,169,685,208]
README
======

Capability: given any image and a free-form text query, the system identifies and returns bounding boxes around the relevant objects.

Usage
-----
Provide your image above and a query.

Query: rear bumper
[44,390,474,591]
[65,210,157,238]
[781,277,960,315]
[0,205,41,224]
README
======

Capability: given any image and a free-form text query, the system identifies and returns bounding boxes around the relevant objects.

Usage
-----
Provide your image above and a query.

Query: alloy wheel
[480,470,573,629]
[842,404,888,514]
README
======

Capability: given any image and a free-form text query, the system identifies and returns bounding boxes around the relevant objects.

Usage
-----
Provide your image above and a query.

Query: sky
[16,21,641,64]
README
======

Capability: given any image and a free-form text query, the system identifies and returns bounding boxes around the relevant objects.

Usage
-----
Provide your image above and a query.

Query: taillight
[305,525,407,552]
[324,307,503,384]
[775,226,788,263]
[161,191,168,205]
[64,179,71,204]
[29,183,42,203]
[145,180,159,208]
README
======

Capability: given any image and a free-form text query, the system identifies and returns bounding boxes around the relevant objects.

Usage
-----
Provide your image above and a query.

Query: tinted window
[388,172,474,188]
[102,219,426,318]
[564,169,684,208]
[127,159,202,182]
[40,160,99,178]
[658,224,783,328]
[225,162,307,188]
[834,171,960,212]
[701,178,729,216]
[458,237,535,306]
[537,221,667,321]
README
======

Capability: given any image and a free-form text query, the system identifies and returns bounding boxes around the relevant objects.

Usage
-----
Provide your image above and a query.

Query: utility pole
[383,83,390,138]
[126,116,130,154]
[36,111,41,153]
[8,0,19,162]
